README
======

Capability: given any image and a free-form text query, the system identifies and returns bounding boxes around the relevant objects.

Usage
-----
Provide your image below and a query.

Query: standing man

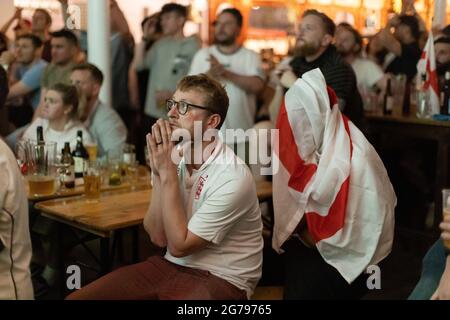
[379,14,421,80]
[270,10,363,127]
[70,63,127,158]
[31,8,52,62]
[67,74,263,300]
[135,3,200,131]
[188,8,265,149]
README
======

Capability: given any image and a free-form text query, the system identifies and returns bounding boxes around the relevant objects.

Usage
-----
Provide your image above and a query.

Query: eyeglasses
[166,99,210,115]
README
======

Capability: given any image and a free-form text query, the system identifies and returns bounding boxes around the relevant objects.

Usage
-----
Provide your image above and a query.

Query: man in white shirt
[0,69,33,299]
[188,8,265,157]
[67,74,263,300]
[70,63,127,158]
[335,23,386,93]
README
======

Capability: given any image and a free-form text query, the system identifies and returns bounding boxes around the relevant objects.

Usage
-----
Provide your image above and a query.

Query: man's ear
[322,34,333,47]
[64,104,73,116]
[207,113,221,130]
[93,83,101,97]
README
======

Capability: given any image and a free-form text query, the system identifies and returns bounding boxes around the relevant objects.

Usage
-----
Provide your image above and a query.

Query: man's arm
[143,173,167,247]
[222,71,265,94]
[431,257,450,300]
[148,120,209,257]
[431,215,450,300]
[1,8,21,34]
[7,81,33,101]
[209,54,264,94]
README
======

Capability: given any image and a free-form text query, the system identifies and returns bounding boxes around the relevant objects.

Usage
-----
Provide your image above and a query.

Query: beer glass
[85,143,98,161]
[84,160,101,200]
[17,139,57,197]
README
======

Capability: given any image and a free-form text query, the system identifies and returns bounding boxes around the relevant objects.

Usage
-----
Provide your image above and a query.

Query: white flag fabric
[417,31,440,115]
[272,69,396,283]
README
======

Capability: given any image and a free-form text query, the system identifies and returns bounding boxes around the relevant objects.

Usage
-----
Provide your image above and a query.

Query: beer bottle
[72,130,89,183]
[62,142,75,188]
[36,126,45,173]
[441,71,450,115]
[383,78,394,115]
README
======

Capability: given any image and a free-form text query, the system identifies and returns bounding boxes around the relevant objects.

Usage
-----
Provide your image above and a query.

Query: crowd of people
[0,0,450,300]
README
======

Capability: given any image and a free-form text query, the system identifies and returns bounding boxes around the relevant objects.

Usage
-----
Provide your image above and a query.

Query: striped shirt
[290,45,363,126]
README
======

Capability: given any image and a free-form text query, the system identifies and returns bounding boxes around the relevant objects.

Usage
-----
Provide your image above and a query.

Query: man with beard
[70,63,127,157]
[67,74,263,300]
[335,23,386,93]
[269,10,363,127]
[188,8,265,156]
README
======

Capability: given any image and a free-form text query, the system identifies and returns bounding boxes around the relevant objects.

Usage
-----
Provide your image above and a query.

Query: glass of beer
[442,189,450,249]
[17,140,57,197]
[86,143,98,161]
[84,160,101,201]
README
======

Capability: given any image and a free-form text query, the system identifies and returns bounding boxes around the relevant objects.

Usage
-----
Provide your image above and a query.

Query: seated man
[67,74,263,300]
[70,63,127,158]
[0,66,33,300]
[409,215,450,300]
[272,68,396,299]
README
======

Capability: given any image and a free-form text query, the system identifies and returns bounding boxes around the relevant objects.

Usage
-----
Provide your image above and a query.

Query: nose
[167,103,178,118]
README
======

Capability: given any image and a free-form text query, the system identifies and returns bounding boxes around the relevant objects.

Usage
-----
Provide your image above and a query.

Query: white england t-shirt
[188,46,265,140]
[165,141,263,298]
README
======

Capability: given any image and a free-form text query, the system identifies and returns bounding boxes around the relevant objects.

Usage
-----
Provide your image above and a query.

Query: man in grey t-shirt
[135,3,200,130]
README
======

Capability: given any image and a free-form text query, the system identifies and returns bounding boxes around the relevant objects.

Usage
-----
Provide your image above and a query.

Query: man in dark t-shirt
[380,14,421,81]
[275,10,363,127]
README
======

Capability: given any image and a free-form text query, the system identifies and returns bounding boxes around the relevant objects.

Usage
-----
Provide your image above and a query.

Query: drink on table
[383,78,394,115]
[72,130,89,185]
[27,175,56,196]
[25,127,57,196]
[84,160,101,200]
[61,142,75,189]
[85,143,98,161]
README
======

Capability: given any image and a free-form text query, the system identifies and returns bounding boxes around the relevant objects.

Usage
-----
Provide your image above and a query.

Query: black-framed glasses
[166,99,210,115]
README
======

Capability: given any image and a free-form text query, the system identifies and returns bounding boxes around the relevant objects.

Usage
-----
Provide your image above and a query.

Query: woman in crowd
[22,82,93,152]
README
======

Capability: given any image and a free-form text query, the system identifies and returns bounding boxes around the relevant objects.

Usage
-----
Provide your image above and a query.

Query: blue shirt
[15,59,48,110]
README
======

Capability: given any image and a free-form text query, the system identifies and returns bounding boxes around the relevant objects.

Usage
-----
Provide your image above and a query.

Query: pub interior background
[0,0,450,300]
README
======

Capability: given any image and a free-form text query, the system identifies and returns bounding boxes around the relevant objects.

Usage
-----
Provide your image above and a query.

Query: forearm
[269,85,285,123]
[223,71,264,94]
[1,17,15,34]
[382,30,402,56]
[160,170,189,252]
[144,176,167,247]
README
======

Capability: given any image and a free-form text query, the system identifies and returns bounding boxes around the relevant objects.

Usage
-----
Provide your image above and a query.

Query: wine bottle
[72,130,89,184]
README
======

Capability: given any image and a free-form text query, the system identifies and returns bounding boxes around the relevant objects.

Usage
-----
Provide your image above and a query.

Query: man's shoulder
[91,102,121,121]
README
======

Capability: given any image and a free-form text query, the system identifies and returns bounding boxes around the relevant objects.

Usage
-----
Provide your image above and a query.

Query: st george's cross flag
[271,69,396,283]
[417,31,440,115]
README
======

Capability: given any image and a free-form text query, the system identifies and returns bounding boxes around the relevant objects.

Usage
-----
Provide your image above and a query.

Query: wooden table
[366,113,450,227]
[28,165,150,202]
[34,180,273,277]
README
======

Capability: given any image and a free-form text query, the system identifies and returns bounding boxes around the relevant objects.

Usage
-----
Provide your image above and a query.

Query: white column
[433,0,447,30]
[0,0,15,39]
[88,0,111,107]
